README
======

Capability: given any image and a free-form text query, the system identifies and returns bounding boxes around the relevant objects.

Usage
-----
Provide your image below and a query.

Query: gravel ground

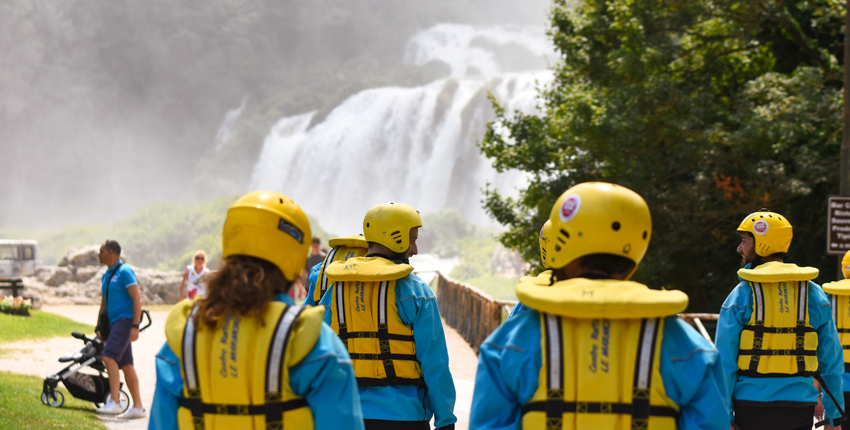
[1,305,480,430]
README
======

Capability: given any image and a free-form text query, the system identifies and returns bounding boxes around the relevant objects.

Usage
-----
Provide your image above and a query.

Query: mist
[0,0,551,230]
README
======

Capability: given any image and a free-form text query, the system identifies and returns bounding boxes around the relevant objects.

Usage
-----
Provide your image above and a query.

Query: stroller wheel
[103,390,130,413]
[40,391,64,408]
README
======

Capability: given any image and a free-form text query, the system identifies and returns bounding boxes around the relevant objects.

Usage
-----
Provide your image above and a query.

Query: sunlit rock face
[250,24,555,234]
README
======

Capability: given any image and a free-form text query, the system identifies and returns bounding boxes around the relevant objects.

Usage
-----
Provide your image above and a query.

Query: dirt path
[1,305,480,430]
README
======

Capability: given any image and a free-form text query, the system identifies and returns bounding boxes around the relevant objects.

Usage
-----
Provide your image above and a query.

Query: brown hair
[196,255,292,328]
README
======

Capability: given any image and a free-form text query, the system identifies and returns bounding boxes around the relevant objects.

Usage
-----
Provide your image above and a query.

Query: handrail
[434,272,506,352]
[433,271,720,351]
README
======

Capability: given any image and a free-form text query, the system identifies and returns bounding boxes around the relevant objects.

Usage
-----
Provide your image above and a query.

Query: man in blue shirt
[95,239,146,419]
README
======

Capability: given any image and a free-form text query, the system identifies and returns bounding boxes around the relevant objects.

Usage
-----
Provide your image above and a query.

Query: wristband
[131,323,140,329]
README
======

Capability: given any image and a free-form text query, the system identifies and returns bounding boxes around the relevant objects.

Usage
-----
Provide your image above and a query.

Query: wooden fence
[433,271,720,351]
[434,272,516,352]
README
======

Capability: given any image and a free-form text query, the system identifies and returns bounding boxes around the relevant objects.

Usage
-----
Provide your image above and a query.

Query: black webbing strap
[376,281,401,383]
[341,331,415,341]
[795,282,809,375]
[521,402,679,418]
[631,318,661,430]
[543,314,564,430]
[177,397,308,417]
[813,371,847,428]
[264,305,306,429]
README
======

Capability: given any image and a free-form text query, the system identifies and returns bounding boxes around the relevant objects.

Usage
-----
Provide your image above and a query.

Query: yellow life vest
[823,279,850,370]
[519,270,553,287]
[313,235,369,305]
[325,256,423,387]
[736,261,819,377]
[165,300,323,430]
[516,278,686,430]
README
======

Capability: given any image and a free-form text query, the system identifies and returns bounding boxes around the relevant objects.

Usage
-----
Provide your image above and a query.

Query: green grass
[0,371,107,430]
[0,311,93,344]
[462,275,520,301]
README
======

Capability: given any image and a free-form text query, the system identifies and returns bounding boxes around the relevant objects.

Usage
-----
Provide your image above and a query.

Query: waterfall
[250,24,555,235]
[215,95,250,150]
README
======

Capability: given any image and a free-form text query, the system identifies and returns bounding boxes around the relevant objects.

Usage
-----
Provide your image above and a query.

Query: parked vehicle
[0,239,40,280]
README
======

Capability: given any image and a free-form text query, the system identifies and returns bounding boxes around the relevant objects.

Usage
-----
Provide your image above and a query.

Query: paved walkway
[0,305,479,430]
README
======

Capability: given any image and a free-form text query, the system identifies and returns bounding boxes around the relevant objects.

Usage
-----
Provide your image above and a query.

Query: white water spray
[250,24,555,234]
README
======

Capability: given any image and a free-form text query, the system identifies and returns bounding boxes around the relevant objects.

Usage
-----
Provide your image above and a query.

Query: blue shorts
[102,318,134,368]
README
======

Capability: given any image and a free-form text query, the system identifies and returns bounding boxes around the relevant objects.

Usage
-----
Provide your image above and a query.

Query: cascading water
[250,24,555,235]
[215,95,250,150]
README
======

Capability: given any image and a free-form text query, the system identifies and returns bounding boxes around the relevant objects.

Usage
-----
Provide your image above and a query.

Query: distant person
[822,249,850,430]
[95,239,146,419]
[296,237,326,300]
[304,234,369,306]
[148,191,363,430]
[178,250,209,300]
[319,202,457,430]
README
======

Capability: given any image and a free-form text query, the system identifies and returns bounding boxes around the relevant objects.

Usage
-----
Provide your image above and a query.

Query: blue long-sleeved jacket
[148,294,364,430]
[715,279,845,424]
[305,262,323,306]
[318,272,457,428]
[470,309,730,430]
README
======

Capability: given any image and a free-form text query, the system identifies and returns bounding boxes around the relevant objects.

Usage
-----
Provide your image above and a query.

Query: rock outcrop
[18,245,182,308]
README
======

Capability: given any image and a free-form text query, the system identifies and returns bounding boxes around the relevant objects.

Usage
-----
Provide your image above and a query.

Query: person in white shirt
[179,250,209,300]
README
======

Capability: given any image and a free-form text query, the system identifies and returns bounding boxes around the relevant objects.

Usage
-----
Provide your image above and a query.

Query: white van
[0,240,40,280]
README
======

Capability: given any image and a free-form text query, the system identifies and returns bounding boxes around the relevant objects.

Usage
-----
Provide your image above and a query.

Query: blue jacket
[148,294,364,430]
[318,272,458,428]
[470,309,730,430]
[716,279,845,423]
[305,262,323,307]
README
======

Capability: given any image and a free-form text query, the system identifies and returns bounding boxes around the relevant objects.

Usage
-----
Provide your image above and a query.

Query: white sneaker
[117,406,147,420]
[95,398,123,415]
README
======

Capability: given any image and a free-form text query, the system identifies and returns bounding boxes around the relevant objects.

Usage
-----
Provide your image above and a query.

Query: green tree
[481,0,845,311]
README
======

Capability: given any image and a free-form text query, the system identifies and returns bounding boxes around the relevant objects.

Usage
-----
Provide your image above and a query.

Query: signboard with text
[827,196,850,255]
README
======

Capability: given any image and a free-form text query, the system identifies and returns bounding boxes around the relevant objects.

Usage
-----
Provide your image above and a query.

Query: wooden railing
[432,271,720,351]
[433,272,516,352]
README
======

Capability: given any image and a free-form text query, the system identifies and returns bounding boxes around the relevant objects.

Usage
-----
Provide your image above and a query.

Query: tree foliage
[481,0,845,311]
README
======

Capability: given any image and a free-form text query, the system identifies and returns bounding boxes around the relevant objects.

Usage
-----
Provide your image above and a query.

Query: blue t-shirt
[101,262,138,324]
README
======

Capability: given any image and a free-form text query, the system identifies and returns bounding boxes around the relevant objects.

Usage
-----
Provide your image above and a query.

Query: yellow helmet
[547,182,651,275]
[842,250,850,279]
[538,220,553,269]
[736,210,792,257]
[222,191,311,282]
[363,202,422,253]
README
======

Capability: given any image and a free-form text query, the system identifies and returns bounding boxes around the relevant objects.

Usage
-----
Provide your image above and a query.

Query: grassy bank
[0,311,93,344]
[0,371,107,430]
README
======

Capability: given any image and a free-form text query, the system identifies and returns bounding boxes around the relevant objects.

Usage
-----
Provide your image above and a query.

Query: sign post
[827,196,850,255]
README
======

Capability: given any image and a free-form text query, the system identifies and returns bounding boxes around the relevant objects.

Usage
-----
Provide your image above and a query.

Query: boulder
[58,245,101,268]
[45,267,73,287]
[73,266,102,283]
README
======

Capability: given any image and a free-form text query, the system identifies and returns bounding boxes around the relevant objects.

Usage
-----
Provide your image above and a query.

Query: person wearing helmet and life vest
[305,234,369,306]
[715,210,845,430]
[507,220,553,318]
[470,182,729,430]
[318,202,457,430]
[821,249,850,430]
[148,191,364,430]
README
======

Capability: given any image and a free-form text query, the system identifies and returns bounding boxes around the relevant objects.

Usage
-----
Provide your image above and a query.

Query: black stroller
[40,310,152,411]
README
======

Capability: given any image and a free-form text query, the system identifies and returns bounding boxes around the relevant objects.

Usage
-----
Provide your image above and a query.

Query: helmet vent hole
[559,229,569,241]
[612,222,621,231]
[555,245,562,252]
[366,222,370,228]
[642,231,647,239]
[279,198,284,204]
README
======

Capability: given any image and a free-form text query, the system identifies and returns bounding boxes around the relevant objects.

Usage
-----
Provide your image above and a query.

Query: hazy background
[0,0,550,229]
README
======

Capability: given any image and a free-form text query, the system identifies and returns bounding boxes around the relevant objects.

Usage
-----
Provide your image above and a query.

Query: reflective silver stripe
[267,305,302,394]
[636,318,657,390]
[336,282,346,325]
[545,314,562,390]
[833,295,838,323]
[378,281,388,325]
[183,304,201,391]
[753,283,764,321]
[798,282,807,322]
[320,248,339,295]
